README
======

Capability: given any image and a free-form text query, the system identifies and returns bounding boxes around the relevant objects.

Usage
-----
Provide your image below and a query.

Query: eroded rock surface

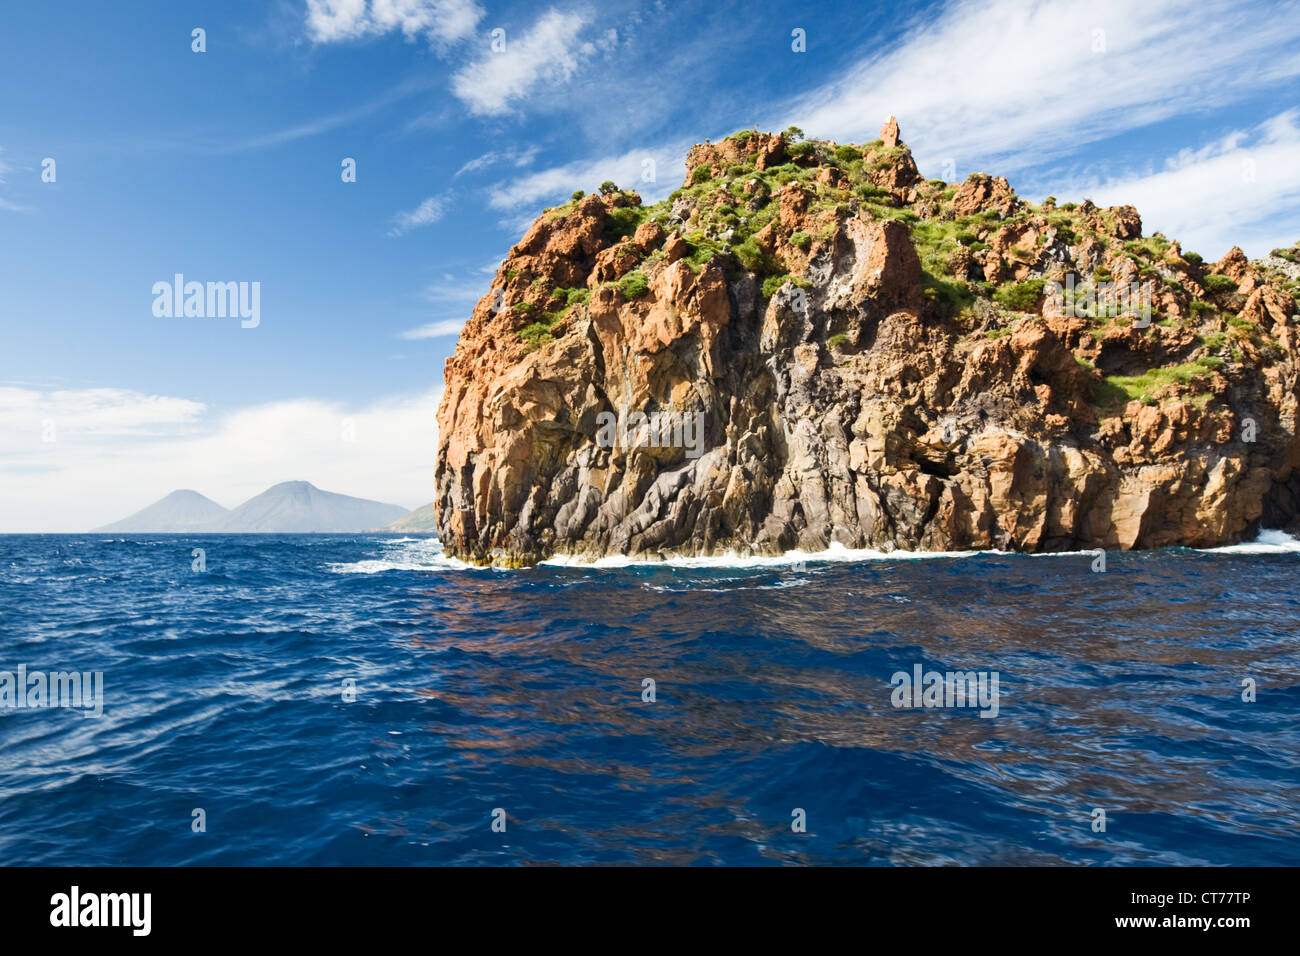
[435,119,1300,566]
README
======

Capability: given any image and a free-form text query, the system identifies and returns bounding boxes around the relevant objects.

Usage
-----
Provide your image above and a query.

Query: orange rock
[432,124,1300,565]
[880,116,900,149]
[952,174,1018,218]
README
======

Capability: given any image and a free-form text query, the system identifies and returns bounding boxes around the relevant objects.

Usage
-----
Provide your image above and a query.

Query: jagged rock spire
[880,115,900,149]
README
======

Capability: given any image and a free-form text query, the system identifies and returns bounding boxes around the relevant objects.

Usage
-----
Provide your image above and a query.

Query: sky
[2,0,1300,531]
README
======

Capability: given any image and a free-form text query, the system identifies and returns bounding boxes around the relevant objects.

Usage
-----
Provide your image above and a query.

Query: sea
[1,531,1297,865]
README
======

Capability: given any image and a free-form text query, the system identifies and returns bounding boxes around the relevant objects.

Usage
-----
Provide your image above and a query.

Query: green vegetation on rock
[1096,364,1215,409]
[616,270,649,299]
[994,279,1046,312]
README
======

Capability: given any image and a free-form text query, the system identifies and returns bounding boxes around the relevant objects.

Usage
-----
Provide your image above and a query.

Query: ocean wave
[644,576,813,592]
[329,529,1300,575]
[4,531,1299,865]
[326,537,474,574]
[542,540,985,569]
[1198,529,1300,554]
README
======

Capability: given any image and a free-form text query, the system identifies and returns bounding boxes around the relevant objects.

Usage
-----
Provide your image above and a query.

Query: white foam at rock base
[1197,529,1300,554]
[329,530,1300,573]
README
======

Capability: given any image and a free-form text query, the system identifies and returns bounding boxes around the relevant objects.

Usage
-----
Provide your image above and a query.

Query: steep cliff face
[435,119,1300,566]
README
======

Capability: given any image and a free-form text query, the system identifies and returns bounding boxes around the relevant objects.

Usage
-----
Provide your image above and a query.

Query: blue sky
[3,0,1300,530]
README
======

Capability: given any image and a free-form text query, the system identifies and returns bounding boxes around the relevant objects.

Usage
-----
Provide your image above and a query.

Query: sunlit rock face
[436,119,1300,566]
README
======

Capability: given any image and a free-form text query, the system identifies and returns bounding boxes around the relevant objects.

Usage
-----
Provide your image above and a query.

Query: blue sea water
[1,532,1298,866]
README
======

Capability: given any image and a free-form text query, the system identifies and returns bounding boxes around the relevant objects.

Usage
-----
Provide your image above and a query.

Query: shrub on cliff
[684,234,726,270]
[1096,363,1214,409]
[1202,274,1237,294]
[923,273,974,314]
[994,279,1047,312]
[616,271,649,299]
[518,321,554,350]
[714,204,739,225]
[761,275,791,298]
[732,236,773,274]
[855,183,892,203]
[604,205,647,242]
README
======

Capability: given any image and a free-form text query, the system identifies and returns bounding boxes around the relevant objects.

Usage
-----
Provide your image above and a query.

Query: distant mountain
[382,502,438,532]
[214,481,407,532]
[93,489,229,533]
[94,482,408,533]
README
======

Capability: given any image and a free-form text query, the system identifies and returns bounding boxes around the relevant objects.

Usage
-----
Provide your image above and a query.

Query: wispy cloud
[0,147,21,212]
[0,385,441,531]
[306,0,485,47]
[1055,109,1300,259]
[221,76,435,152]
[450,9,612,116]
[421,274,490,304]
[485,140,689,223]
[398,274,493,332]
[455,145,539,177]
[398,318,466,339]
[388,194,448,236]
[768,0,1300,178]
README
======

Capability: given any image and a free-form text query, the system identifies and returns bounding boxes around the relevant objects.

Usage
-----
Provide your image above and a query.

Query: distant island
[94,481,427,533]
[434,117,1300,566]
[381,502,438,532]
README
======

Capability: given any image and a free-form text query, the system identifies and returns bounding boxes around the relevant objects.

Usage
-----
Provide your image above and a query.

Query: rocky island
[435,118,1300,566]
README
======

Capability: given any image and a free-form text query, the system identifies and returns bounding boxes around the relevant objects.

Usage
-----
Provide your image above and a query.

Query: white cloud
[0,385,441,532]
[421,275,489,305]
[306,0,485,46]
[769,0,1300,179]
[0,387,206,437]
[454,145,539,177]
[0,146,20,212]
[1055,109,1300,260]
[388,195,447,236]
[398,318,466,339]
[485,140,689,221]
[222,77,435,152]
[449,9,595,116]
[391,274,492,341]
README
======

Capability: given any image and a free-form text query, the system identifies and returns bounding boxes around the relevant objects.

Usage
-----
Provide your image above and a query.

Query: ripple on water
[0,532,1297,864]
